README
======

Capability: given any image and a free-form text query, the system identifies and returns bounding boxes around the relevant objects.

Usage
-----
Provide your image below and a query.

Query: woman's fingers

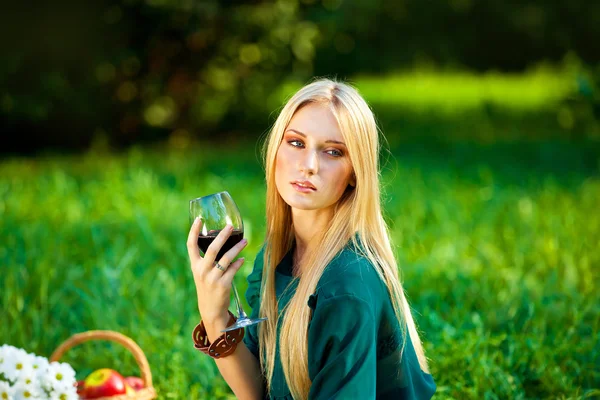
[187,217,202,263]
[211,236,248,276]
[220,257,246,283]
[203,224,234,263]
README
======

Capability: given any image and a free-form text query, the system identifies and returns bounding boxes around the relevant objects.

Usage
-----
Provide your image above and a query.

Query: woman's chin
[282,193,321,210]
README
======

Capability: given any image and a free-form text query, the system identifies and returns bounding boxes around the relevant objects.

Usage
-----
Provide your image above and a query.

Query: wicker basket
[50,330,157,400]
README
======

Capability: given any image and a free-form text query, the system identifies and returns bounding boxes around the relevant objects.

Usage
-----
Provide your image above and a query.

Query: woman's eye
[287,140,342,157]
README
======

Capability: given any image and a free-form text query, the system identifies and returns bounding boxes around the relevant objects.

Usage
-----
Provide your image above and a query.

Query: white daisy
[0,353,6,375]
[0,344,10,360]
[10,381,40,399]
[29,356,48,373]
[44,362,76,390]
[2,347,30,382]
[0,345,17,376]
[0,344,16,356]
[0,380,14,400]
[0,346,78,399]
[13,365,37,387]
[34,369,51,393]
[47,384,79,400]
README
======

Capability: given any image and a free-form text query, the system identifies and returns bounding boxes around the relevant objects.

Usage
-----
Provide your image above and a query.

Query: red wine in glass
[189,191,267,332]
[197,229,244,260]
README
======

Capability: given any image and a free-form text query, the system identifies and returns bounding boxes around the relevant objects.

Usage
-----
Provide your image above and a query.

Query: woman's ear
[349,173,356,187]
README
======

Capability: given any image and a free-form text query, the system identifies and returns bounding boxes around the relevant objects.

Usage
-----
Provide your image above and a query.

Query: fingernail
[228,224,234,231]
[194,217,200,224]
[240,257,245,262]
[241,239,248,245]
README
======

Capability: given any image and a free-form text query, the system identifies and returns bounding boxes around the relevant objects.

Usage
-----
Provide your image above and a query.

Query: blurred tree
[310,0,600,75]
[1,0,316,153]
[0,0,598,154]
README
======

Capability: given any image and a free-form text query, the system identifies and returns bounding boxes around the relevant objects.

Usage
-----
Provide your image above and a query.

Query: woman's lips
[291,183,316,193]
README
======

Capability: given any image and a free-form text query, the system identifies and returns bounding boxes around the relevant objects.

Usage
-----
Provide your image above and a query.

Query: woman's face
[275,103,355,211]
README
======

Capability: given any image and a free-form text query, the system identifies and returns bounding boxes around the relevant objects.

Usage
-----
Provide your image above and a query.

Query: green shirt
[243,241,436,399]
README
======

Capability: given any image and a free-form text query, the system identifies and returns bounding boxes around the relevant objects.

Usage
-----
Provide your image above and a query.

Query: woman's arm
[203,317,264,400]
[186,219,264,399]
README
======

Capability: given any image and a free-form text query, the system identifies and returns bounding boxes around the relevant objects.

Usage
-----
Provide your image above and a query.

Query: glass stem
[231,282,247,319]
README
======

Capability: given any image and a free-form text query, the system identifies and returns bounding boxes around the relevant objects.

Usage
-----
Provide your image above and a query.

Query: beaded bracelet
[192,311,245,359]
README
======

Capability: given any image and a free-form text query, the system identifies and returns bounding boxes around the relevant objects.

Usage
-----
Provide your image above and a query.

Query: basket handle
[49,330,154,389]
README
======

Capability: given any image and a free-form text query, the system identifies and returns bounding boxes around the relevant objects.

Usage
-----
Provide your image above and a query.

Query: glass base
[221,316,268,332]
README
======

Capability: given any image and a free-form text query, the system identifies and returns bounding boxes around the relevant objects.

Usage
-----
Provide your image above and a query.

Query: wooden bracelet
[192,311,245,359]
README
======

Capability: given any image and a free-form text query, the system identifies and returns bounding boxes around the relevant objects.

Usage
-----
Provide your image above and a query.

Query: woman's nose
[299,149,319,175]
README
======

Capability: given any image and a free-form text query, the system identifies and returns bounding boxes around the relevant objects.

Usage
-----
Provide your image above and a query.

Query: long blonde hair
[258,78,430,399]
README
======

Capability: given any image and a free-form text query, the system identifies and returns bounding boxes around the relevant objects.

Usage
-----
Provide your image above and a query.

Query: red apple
[82,368,127,399]
[124,376,145,391]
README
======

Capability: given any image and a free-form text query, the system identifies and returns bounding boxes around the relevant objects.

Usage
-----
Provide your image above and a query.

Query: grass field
[1,70,599,399]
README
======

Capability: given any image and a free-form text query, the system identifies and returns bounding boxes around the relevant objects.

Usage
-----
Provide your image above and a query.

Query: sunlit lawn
[1,69,599,399]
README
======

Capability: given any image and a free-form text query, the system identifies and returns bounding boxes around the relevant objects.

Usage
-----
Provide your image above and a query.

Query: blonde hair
[258,77,430,399]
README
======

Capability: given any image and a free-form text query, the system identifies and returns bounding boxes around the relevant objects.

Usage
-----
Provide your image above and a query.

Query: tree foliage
[0,0,598,153]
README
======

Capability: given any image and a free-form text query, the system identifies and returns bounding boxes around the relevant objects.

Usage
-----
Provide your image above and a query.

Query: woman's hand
[187,217,248,325]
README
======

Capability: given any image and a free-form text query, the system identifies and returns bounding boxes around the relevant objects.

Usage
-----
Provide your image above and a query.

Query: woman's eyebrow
[285,129,346,146]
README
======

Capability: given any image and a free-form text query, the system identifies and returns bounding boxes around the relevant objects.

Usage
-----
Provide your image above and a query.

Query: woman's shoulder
[316,242,387,305]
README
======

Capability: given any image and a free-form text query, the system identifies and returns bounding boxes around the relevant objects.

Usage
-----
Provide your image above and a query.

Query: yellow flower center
[2,392,8,399]
[26,378,32,384]
[60,394,67,400]
[56,372,63,380]
[24,391,32,398]
[16,363,23,370]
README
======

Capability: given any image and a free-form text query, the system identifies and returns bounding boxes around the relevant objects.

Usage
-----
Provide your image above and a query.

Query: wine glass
[189,191,267,332]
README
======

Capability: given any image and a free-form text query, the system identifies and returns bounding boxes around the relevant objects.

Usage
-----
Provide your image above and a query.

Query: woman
[187,78,436,399]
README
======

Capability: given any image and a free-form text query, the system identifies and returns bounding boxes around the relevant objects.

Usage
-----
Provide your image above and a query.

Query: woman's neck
[290,207,333,273]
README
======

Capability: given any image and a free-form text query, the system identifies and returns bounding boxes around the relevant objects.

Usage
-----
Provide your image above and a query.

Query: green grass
[357,67,574,114]
[1,136,598,399]
[271,63,582,115]
[1,67,600,398]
